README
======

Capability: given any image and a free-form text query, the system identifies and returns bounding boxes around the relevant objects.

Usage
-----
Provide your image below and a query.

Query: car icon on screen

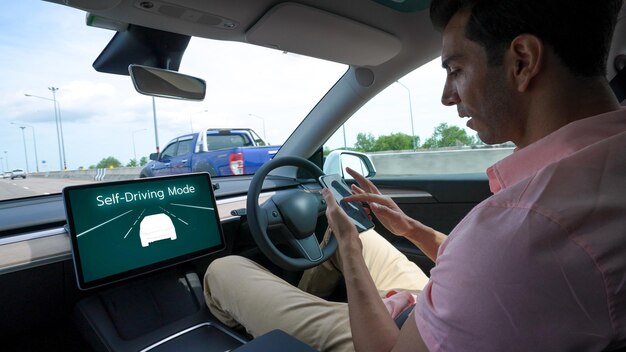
[139,213,177,247]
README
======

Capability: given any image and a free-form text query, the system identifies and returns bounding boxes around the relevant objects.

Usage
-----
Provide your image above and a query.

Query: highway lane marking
[23,186,30,190]
[77,209,134,238]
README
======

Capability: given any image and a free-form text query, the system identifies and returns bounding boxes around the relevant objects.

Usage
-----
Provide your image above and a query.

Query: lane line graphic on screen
[139,213,177,247]
[159,206,193,226]
[77,209,134,238]
[125,209,146,239]
[124,227,133,239]
[170,203,215,211]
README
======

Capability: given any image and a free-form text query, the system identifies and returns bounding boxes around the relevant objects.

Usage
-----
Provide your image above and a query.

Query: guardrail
[28,167,142,181]
[368,147,514,176]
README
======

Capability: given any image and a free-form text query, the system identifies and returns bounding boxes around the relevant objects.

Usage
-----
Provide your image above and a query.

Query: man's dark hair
[430,0,624,77]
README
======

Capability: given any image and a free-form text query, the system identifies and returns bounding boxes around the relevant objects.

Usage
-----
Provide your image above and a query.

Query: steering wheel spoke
[260,200,284,227]
[247,156,337,270]
[286,234,323,262]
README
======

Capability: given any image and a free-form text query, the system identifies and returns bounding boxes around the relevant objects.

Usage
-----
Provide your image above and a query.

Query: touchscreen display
[63,173,224,290]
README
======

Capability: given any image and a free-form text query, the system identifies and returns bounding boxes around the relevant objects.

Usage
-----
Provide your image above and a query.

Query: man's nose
[441,81,460,106]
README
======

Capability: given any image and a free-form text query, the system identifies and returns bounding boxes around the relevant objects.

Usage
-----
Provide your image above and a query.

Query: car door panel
[364,173,492,275]
[170,137,195,175]
[152,142,178,176]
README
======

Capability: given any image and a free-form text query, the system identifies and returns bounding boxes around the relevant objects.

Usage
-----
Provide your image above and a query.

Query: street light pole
[132,129,148,162]
[29,125,39,172]
[247,113,267,142]
[49,87,67,170]
[24,91,65,171]
[4,151,8,170]
[152,97,160,154]
[395,81,416,151]
[11,122,39,172]
[18,126,30,173]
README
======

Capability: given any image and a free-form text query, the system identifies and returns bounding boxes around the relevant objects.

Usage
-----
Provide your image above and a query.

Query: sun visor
[93,24,190,76]
[246,3,401,66]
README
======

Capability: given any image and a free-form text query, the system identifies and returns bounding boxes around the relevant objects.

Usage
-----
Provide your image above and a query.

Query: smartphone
[319,174,375,233]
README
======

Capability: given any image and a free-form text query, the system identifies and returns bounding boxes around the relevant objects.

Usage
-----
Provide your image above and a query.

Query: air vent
[134,0,238,30]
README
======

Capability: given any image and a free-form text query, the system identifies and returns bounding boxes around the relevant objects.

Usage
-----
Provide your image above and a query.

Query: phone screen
[319,174,375,233]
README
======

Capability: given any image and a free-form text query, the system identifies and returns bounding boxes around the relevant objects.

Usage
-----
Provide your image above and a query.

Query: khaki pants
[203,229,429,352]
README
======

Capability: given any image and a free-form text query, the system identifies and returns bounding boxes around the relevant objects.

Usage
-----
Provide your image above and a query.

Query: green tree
[373,132,417,151]
[139,156,148,167]
[354,132,376,152]
[96,156,122,169]
[126,159,138,167]
[422,123,474,149]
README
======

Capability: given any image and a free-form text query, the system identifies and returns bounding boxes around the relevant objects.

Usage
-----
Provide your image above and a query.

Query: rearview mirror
[129,64,206,101]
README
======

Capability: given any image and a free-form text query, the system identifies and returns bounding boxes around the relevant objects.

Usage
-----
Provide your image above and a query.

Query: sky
[0,1,469,173]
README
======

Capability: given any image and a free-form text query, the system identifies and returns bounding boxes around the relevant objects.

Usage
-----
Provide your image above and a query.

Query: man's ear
[506,34,544,92]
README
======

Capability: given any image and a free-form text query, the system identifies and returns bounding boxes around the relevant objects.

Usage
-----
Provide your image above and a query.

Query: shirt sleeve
[415,204,612,352]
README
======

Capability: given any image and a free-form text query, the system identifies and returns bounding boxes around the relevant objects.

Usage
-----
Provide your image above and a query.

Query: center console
[73,268,247,351]
[74,267,318,351]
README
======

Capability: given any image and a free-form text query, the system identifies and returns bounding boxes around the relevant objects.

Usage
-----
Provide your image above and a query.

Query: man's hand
[321,188,360,246]
[342,167,419,238]
[341,167,447,262]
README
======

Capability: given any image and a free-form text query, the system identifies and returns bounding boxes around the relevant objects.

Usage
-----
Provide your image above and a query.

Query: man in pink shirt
[322,0,625,350]
[205,0,625,350]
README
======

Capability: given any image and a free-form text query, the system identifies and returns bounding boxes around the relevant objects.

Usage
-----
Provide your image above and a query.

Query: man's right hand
[342,167,421,239]
[343,167,447,261]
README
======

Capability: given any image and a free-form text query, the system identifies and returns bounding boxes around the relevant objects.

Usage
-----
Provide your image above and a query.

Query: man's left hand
[321,188,360,245]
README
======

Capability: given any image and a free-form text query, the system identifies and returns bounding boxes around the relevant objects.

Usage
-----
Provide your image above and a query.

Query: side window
[249,130,266,146]
[160,142,178,160]
[176,138,194,156]
[323,58,513,177]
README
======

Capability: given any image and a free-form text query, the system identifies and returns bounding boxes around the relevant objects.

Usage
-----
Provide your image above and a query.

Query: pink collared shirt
[416,108,626,351]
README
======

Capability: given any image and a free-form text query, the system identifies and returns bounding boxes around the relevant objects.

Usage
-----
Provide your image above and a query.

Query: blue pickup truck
[140,128,279,178]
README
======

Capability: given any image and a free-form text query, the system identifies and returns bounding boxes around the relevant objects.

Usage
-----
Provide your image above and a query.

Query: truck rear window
[206,134,250,150]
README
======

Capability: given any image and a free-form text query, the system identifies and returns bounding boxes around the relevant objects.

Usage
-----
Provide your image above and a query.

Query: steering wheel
[246,156,337,271]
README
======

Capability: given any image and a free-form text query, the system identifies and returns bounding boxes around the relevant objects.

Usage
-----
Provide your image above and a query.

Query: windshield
[0,2,347,202]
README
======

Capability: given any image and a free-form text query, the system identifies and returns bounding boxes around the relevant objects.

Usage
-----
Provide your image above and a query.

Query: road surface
[0,177,95,201]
